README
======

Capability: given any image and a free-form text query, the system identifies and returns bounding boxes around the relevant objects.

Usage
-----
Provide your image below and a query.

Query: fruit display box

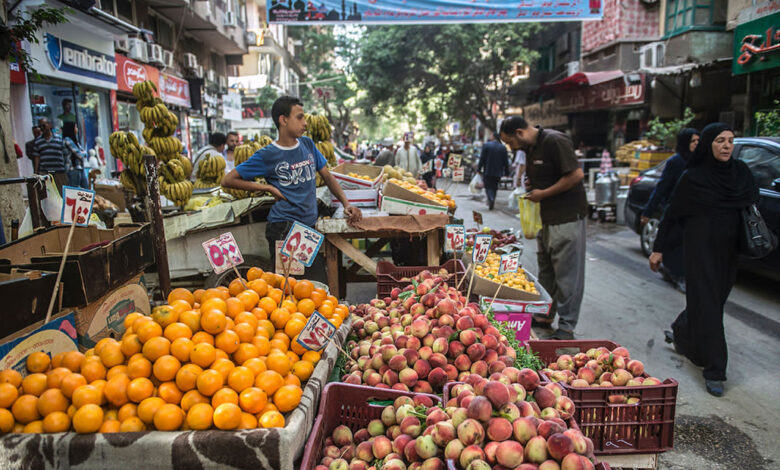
[379,181,450,216]
[300,382,443,470]
[528,340,678,455]
[329,189,379,208]
[0,223,154,307]
[0,269,58,339]
[469,269,548,302]
[0,319,352,470]
[331,163,385,190]
[376,259,467,299]
[0,311,78,374]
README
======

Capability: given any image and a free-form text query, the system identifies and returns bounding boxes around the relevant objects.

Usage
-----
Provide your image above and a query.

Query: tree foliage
[1,6,68,74]
[351,24,540,133]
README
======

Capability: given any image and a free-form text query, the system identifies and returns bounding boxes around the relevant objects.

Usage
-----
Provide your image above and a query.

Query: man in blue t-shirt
[222,96,362,278]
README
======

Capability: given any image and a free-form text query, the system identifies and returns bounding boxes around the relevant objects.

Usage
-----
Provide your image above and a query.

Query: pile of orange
[0,268,349,434]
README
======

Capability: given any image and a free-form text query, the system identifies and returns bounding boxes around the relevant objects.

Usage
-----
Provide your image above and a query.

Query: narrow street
[352,181,780,470]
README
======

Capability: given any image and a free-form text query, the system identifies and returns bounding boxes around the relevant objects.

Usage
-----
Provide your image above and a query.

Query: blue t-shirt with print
[236,136,327,227]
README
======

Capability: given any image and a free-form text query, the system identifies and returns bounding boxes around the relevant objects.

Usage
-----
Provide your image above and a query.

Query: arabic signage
[733,12,780,75]
[268,0,603,24]
[28,31,117,90]
[555,74,645,113]
[116,54,159,95]
[523,100,567,128]
[222,93,243,121]
[160,73,191,108]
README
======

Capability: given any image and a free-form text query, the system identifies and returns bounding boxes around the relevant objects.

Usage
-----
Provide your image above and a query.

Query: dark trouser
[266,221,327,285]
[67,169,89,189]
[483,175,500,205]
[536,218,586,332]
[48,172,69,194]
[390,236,426,266]
[662,244,685,280]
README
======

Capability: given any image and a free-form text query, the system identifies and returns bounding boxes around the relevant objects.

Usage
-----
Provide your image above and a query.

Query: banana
[178,155,192,178]
[120,170,136,192]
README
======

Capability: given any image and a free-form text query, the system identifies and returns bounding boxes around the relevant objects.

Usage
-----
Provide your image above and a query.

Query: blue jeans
[67,169,89,189]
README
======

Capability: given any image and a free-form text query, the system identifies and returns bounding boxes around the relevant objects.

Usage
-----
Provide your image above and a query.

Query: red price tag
[499,251,520,275]
[202,232,244,275]
[445,224,465,253]
[296,311,337,351]
[61,186,95,226]
[280,222,324,268]
[473,211,483,225]
[452,168,464,182]
[473,234,492,264]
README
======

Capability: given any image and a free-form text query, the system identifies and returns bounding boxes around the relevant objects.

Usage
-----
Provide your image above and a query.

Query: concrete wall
[583,0,660,52]
[581,42,642,72]
[665,30,733,65]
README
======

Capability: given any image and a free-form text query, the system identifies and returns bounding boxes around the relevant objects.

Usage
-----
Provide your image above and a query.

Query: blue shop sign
[44,33,116,84]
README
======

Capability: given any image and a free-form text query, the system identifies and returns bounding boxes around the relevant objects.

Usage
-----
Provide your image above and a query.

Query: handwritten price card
[61,186,95,226]
[472,211,483,225]
[275,241,305,275]
[452,168,464,182]
[449,154,462,169]
[444,224,465,253]
[421,159,433,173]
[296,311,337,351]
[280,221,324,268]
[472,234,492,264]
[499,251,520,275]
[202,232,244,274]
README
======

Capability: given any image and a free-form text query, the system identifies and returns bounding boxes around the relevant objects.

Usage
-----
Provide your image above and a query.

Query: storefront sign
[222,93,242,121]
[10,42,25,84]
[733,12,780,75]
[115,54,159,95]
[555,75,645,113]
[45,33,116,84]
[523,100,567,127]
[160,73,191,108]
[268,0,603,24]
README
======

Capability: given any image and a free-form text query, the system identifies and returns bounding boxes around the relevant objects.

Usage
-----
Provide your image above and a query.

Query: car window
[739,145,780,190]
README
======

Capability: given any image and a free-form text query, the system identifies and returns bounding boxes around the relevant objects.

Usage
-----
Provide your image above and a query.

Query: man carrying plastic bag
[500,116,587,340]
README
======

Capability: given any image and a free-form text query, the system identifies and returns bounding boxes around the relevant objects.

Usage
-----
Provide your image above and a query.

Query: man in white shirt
[395,132,421,176]
[192,133,227,180]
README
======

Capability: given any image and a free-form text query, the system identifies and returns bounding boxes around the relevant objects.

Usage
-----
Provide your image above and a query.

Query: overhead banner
[268,0,603,24]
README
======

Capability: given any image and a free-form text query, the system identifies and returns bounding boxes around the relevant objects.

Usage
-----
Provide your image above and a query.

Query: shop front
[521,99,568,132]
[159,73,193,158]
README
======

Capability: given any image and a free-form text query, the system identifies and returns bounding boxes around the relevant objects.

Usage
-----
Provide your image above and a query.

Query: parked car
[624,137,780,279]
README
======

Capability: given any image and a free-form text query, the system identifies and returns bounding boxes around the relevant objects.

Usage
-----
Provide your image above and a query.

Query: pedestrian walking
[395,133,421,176]
[478,132,509,210]
[373,139,395,167]
[420,141,436,188]
[500,116,587,340]
[62,122,89,189]
[650,123,759,397]
[641,128,699,291]
[24,126,41,161]
[31,118,68,191]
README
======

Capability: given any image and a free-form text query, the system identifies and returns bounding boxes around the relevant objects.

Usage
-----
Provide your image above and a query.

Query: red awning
[537,71,624,93]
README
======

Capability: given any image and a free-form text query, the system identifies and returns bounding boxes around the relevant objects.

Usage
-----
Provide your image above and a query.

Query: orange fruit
[104,374,130,407]
[0,409,14,433]
[104,409,118,421]
[268,288,283,306]
[0,382,19,408]
[291,361,315,382]
[237,290,260,311]
[270,308,290,330]
[239,412,258,429]
[284,318,306,338]
[290,336,307,356]
[136,321,163,343]
[273,384,302,412]
[248,278,268,296]
[200,297,227,315]
[175,363,203,392]
[153,403,184,431]
[168,288,195,307]
[11,394,40,424]
[225,297,245,319]
[201,310,227,335]
[258,410,285,428]
[72,403,103,433]
[215,330,240,354]
[186,402,214,430]
[60,373,87,399]
[36,388,69,416]
[26,351,51,373]
[286,350,300,363]
[318,302,334,317]
[238,387,267,414]
[196,369,223,397]
[89,380,107,403]
[260,272,277,288]
[233,343,260,365]
[255,370,284,396]
[61,351,85,372]
[193,288,206,303]
[228,278,245,297]
[190,343,217,368]
[280,276,296,296]
[171,337,195,363]
[170,299,193,317]
[258,319,275,338]
[213,403,241,430]
[0,369,23,388]
[258,297,277,315]
[164,322,193,342]
[22,420,44,433]
[127,356,152,379]
[124,312,144,331]
[142,336,171,362]
[46,367,71,389]
[284,373,301,388]
[153,355,181,382]
[309,290,325,308]
[211,387,239,408]
[235,311,259,330]
[100,418,121,433]
[224,317,236,332]
[80,357,107,382]
[252,336,271,356]
[137,397,166,425]
[296,298,316,317]
[281,299,298,314]
[42,410,70,433]
[301,351,321,363]
[157,382,183,405]
[234,323,256,343]
[210,359,234,381]
[152,305,179,328]
[121,334,143,357]
[119,416,146,432]
[329,316,342,329]
[214,348,229,362]
[180,390,209,412]
[251,307,268,321]
[266,352,291,377]
[227,366,254,393]
[191,331,214,346]
[127,377,154,403]
[22,373,48,396]
[247,267,264,281]
[293,280,314,300]
[117,403,138,422]
[179,309,202,333]
[272,331,290,346]
[326,295,338,305]
[106,365,128,381]
[131,315,153,332]
[242,357,267,376]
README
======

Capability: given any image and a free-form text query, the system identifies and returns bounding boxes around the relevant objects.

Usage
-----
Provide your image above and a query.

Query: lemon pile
[387,178,456,209]
[475,253,538,294]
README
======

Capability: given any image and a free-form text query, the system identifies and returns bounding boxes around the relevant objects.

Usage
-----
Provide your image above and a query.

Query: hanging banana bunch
[195,154,226,188]
[305,114,332,142]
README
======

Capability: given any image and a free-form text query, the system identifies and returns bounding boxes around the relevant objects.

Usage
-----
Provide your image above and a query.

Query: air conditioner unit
[162,50,174,68]
[115,38,129,53]
[184,52,198,70]
[206,69,217,83]
[218,76,228,89]
[148,44,165,66]
[566,60,580,77]
[639,42,665,70]
[224,10,237,27]
[245,31,258,46]
[127,38,148,62]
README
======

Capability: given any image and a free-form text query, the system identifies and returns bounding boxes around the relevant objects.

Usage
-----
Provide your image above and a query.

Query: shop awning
[537,70,624,93]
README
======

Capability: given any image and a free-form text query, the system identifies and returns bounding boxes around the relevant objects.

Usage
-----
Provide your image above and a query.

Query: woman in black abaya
[649,123,758,397]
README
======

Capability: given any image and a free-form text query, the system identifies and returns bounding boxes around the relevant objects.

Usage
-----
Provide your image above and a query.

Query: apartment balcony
[146,0,247,55]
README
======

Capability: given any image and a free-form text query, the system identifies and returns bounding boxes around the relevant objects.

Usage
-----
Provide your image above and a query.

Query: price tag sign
[202,232,244,275]
[61,186,95,226]
[444,224,465,253]
[421,159,433,173]
[280,221,324,268]
[499,251,520,275]
[472,234,492,264]
[275,240,304,275]
[296,311,337,351]
[472,211,483,225]
[452,168,464,182]
[449,154,462,169]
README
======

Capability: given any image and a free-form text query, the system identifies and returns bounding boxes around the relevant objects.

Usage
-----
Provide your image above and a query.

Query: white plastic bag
[40,176,63,223]
[507,187,525,211]
[468,173,484,194]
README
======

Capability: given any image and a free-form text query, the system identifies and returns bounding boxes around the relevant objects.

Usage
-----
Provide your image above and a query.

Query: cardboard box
[331,163,384,189]
[0,270,58,339]
[70,274,150,350]
[0,223,154,307]
[0,312,78,376]
[380,196,450,216]
[330,189,378,208]
[95,183,130,211]
[470,270,549,302]
[480,296,552,316]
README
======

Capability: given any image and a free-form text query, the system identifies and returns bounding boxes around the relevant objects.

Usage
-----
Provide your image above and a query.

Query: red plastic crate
[300,383,442,470]
[528,340,678,455]
[376,259,467,298]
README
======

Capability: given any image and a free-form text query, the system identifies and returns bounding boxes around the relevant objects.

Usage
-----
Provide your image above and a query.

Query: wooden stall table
[315,214,449,298]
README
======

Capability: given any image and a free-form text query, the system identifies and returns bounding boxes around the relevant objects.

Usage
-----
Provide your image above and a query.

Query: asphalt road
[347,181,780,469]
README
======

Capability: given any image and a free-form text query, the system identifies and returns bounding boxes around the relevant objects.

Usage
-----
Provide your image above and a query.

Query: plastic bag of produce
[507,187,525,211]
[40,175,63,223]
[518,197,542,239]
[468,173,483,194]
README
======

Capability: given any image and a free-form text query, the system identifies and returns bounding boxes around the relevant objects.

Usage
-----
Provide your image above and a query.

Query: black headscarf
[675,127,699,162]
